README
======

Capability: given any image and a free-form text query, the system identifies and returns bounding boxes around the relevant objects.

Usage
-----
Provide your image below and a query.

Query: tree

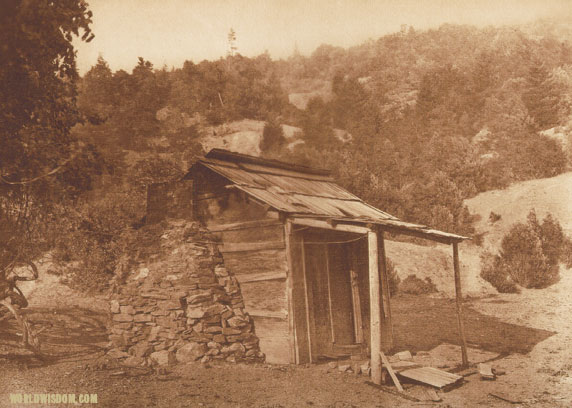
[0,0,98,258]
[260,119,286,153]
[0,0,94,346]
[227,28,237,57]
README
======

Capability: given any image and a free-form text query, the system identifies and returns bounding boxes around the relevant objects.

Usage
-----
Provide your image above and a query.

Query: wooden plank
[218,241,285,253]
[207,219,282,232]
[301,236,314,362]
[234,271,287,284]
[305,237,333,357]
[328,243,355,345]
[221,249,288,276]
[289,227,310,364]
[368,230,382,385]
[252,316,290,364]
[398,367,463,389]
[378,230,394,351]
[240,280,287,312]
[290,217,370,234]
[350,248,364,344]
[221,224,284,245]
[247,309,287,319]
[380,351,404,392]
[284,221,297,364]
[325,244,336,344]
[453,242,469,367]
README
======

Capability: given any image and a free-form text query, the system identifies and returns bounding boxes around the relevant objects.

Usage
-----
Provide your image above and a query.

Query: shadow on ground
[0,307,108,368]
[392,295,554,355]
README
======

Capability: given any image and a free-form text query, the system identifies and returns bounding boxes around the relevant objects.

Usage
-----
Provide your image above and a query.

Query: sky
[74,0,572,74]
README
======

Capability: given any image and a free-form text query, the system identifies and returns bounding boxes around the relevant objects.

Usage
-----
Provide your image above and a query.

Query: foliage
[386,258,400,297]
[260,119,286,153]
[480,210,568,292]
[0,0,96,272]
[399,275,437,295]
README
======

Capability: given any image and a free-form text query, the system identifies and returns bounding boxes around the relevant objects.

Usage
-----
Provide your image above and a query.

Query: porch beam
[368,230,382,385]
[289,217,370,234]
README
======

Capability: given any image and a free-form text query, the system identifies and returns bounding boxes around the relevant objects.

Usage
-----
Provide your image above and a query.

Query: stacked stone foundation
[107,220,264,366]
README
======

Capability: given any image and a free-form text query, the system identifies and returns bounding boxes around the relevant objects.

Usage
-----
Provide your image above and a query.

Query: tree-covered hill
[63,21,572,289]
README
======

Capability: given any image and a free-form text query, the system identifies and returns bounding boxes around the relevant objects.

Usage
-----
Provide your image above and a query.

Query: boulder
[150,350,176,366]
[176,342,208,363]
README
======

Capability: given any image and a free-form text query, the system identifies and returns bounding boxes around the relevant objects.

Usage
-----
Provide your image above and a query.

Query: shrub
[260,119,286,153]
[386,258,400,296]
[480,210,567,292]
[399,274,437,295]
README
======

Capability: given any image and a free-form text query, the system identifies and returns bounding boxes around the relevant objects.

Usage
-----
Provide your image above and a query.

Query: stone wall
[107,220,264,366]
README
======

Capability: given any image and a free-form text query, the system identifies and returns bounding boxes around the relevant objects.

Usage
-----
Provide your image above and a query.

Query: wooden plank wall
[203,196,290,364]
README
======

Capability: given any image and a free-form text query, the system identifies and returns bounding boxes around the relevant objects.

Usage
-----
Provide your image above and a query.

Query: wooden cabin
[184,149,470,383]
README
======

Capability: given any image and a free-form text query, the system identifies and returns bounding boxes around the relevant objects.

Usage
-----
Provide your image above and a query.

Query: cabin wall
[191,168,290,363]
[211,220,290,364]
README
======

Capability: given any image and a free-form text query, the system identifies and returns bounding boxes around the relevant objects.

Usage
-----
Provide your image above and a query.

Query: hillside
[465,172,572,251]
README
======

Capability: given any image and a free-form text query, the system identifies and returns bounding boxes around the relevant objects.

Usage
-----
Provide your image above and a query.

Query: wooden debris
[478,363,495,380]
[425,389,442,402]
[398,366,463,389]
[380,351,404,392]
[366,381,420,402]
[489,393,523,404]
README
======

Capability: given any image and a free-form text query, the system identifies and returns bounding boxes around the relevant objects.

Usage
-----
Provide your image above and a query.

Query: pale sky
[75,0,572,74]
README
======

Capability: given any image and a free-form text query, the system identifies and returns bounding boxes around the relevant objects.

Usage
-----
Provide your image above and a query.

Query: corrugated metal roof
[190,150,469,243]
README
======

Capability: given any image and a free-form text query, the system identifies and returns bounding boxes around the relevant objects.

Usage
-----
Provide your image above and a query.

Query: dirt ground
[1,269,571,407]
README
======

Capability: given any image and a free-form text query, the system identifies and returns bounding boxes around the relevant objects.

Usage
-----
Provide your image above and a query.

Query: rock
[360,361,371,376]
[222,327,241,335]
[207,341,222,350]
[131,341,153,358]
[205,326,222,334]
[338,364,351,372]
[150,350,176,366]
[124,356,145,367]
[212,334,226,343]
[134,314,153,323]
[186,292,211,305]
[120,305,135,315]
[176,342,208,363]
[200,355,210,364]
[113,314,134,322]
[214,266,228,277]
[479,363,495,380]
[110,300,120,314]
[186,307,205,319]
[228,343,245,355]
[227,316,247,328]
[395,351,413,361]
[328,362,337,369]
[107,349,130,359]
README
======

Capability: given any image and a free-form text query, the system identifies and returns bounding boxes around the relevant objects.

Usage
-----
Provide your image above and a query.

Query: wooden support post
[325,244,336,345]
[349,246,364,344]
[453,242,469,367]
[378,230,394,351]
[301,235,313,363]
[368,230,382,385]
[284,221,298,364]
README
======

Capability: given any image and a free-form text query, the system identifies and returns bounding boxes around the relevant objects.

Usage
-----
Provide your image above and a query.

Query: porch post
[378,230,394,351]
[368,230,382,385]
[453,242,469,367]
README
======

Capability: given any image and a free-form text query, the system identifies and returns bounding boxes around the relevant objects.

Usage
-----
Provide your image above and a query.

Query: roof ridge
[205,149,331,176]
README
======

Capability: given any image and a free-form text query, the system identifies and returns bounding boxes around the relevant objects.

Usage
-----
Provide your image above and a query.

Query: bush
[480,210,567,292]
[399,274,437,295]
[386,258,400,296]
[260,119,286,153]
